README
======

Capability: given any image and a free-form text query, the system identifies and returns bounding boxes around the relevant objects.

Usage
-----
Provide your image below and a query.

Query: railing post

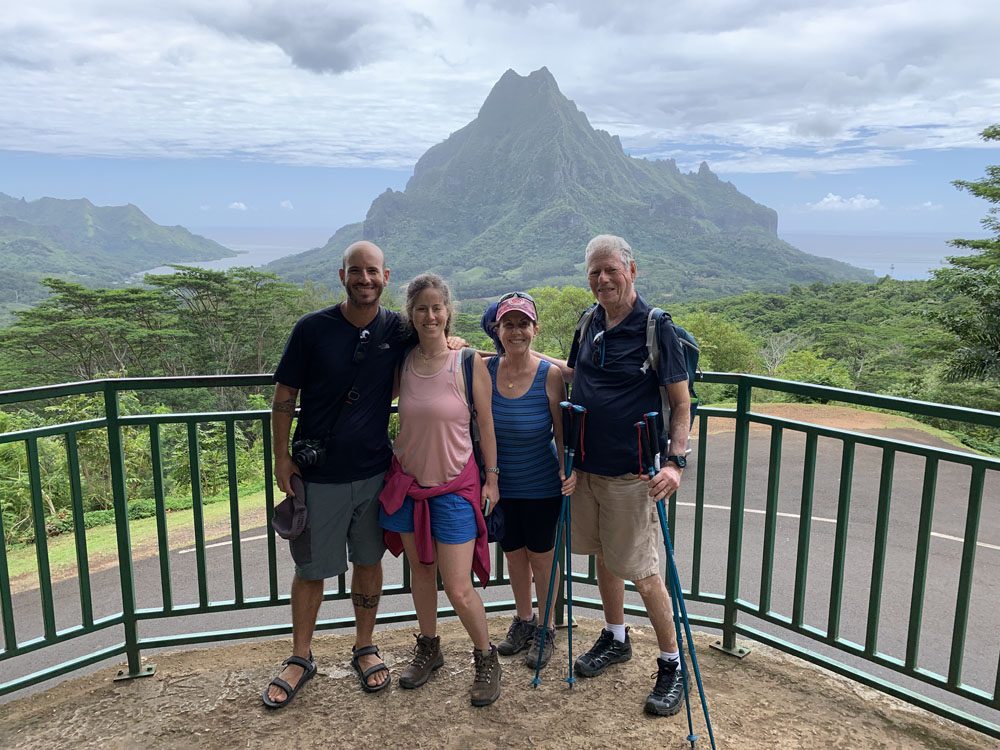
[104,381,155,681]
[713,376,751,658]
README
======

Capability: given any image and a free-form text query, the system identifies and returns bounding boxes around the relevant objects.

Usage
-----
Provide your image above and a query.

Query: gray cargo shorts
[289,473,386,581]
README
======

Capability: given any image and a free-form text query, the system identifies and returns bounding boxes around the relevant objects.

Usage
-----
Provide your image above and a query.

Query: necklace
[501,359,523,389]
[417,345,447,361]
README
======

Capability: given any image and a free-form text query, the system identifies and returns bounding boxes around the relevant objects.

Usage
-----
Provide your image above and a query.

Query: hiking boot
[524,625,556,670]
[644,657,685,716]
[470,645,501,707]
[399,633,444,689]
[497,614,536,656]
[573,627,632,678]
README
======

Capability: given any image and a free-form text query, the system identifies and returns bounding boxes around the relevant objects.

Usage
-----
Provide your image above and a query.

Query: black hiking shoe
[644,658,685,717]
[497,614,536,656]
[573,627,632,678]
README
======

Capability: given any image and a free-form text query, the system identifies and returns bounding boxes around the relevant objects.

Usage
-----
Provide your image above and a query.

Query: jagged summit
[268,68,871,299]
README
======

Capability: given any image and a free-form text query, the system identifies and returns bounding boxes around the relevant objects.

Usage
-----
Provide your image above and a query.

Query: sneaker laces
[650,663,682,697]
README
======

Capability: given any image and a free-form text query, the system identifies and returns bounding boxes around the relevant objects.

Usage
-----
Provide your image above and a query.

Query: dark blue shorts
[379,492,477,544]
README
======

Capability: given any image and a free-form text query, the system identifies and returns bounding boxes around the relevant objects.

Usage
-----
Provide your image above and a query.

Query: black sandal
[261,653,317,709]
[351,644,391,693]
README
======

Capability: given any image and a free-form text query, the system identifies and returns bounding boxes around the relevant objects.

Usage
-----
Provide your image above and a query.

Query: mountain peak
[477,66,569,124]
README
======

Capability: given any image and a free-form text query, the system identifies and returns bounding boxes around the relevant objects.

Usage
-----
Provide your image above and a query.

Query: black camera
[291,438,327,468]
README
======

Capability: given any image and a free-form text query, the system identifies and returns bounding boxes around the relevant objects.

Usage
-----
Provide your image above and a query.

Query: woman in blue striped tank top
[486,292,576,670]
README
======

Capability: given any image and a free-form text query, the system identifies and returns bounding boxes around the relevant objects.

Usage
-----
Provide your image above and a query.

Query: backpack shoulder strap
[461,347,477,415]
[571,304,599,356]
[641,307,665,375]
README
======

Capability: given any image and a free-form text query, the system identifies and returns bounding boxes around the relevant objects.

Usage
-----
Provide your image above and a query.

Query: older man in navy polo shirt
[566,234,692,718]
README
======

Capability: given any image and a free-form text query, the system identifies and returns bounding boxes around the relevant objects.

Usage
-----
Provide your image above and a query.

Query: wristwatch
[664,454,687,469]
[485,466,501,475]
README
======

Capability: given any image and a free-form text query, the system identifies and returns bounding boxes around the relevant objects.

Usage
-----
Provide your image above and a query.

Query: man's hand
[274,453,301,495]
[643,464,682,501]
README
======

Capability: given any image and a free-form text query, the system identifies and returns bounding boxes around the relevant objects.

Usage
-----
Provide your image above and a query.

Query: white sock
[605,623,627,642]
[660,650,680,666]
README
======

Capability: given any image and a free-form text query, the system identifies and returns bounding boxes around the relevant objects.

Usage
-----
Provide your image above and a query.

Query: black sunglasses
[353,328,371,364]
[591,330,605,368]
[499,291,536,304]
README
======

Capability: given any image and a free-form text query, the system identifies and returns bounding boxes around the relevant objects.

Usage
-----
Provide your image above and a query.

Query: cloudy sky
[1,0,997,250]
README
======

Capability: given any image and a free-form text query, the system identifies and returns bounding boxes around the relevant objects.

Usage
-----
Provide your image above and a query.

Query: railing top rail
[3,372,997,429]
[700,372,1000,428]
[0,375,275,406]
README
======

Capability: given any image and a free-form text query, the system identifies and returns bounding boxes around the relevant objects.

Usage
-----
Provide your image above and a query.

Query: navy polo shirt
[567,296,688,477]
[273,305,410,483]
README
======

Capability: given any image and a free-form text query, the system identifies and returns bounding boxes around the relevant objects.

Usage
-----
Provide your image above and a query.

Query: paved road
[4,428,999,727]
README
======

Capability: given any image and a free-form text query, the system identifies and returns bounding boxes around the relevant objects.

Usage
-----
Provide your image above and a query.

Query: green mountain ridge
[0,192,236,318]
[268,67,872,299]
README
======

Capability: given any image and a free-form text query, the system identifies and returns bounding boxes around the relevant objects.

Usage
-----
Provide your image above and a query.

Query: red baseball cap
[496,294,537,322]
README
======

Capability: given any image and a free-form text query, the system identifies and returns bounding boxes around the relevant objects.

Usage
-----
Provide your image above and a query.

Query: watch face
[669,455,687,468]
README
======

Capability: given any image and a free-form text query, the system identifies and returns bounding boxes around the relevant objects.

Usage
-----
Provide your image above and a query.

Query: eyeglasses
[353,328,371,364]
[591,330,605,368]
[499,291,536,304]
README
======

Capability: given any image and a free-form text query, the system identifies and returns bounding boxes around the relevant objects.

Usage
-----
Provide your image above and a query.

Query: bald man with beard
[263,241,413,707]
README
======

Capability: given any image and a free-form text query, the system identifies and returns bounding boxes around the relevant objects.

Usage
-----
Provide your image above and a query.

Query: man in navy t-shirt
[262,241,409,707]
[566,234,692,719]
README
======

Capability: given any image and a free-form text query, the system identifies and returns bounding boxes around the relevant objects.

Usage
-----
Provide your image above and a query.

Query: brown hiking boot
[524,625,556,670]
[470,645,501,707]
[399,633,444,689]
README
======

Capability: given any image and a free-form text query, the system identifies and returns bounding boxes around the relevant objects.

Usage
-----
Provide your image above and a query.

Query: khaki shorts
[570,470,660,581]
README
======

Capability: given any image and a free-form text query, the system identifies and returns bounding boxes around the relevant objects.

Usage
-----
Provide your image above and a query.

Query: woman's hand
[560,470,576,496]
[481,474,500,515]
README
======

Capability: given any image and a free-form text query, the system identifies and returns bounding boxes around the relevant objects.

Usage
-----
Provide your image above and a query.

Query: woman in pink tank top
[378,273,502,707]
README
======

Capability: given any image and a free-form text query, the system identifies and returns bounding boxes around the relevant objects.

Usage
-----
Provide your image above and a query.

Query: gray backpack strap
[642,308,672,440]
[575,304,598,343]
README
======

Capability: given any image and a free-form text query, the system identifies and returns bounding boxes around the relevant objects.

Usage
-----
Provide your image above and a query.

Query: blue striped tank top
[488,357,562,499]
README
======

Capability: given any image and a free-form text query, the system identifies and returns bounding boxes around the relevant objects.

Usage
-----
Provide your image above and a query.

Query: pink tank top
[394,349,473,486]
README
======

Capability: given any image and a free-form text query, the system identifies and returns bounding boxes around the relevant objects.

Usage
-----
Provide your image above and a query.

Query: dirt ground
[1,618,994,750]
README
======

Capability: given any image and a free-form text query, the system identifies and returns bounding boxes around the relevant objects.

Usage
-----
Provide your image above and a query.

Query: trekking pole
[641,412,717,750]
[562,402,586,687]
[532,402,578,687]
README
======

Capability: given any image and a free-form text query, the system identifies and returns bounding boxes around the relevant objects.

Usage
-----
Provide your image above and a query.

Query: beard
[345,280,384,307]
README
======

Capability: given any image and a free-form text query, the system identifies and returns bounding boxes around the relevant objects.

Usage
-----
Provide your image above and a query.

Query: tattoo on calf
[352,592,381,610]
[274,398,296,415]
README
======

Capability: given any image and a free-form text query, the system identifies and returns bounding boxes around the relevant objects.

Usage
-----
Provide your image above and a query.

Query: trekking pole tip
[531,676,541,688]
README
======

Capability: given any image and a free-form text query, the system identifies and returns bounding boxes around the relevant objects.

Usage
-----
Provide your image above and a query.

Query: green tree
[673,311,762,374]
[933,125,1000,381]
[529,285,593,357]
[775,350,853,396]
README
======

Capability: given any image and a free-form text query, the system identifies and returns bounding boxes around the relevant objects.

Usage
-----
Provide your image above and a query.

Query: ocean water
[141,227,330,276]
[781,231,979,280]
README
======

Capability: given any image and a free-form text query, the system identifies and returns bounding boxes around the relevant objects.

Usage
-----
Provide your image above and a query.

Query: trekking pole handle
[568,404,586,457]
[644,411,661,472]
[636,420,656,477]
[560,401,573,457]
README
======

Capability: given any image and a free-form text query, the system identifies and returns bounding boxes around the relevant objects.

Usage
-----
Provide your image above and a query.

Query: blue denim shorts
[379,492,477,544]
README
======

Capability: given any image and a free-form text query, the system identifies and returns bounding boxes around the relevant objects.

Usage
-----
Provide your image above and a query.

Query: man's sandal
[261,653,317,709]
[351,644,391,693]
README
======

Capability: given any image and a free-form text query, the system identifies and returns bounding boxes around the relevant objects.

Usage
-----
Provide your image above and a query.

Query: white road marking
[675,502,999,552]
[178,533,267,555]
[177,508,1000,555]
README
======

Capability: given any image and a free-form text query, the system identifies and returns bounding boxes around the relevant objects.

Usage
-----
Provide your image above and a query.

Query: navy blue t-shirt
[567,296,688,477]
[273,305,410,483]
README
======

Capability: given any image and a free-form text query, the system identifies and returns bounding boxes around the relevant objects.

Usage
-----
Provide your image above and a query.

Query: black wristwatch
[664,454,687,469]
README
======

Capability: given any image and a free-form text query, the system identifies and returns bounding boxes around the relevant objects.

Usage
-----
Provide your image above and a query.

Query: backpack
[572,305,700,429]
[460,348,487,482]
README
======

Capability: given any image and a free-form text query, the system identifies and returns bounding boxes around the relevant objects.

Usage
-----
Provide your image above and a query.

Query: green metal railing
[1,374,998,739]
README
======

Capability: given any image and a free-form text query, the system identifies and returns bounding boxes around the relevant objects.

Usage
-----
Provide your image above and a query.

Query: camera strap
[314,306,391,443]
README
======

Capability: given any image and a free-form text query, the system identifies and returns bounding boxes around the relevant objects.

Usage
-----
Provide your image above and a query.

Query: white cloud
[807,193,882,211]
[0,1,996,174]
[280,199,294,210]
[228,201,248,211]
